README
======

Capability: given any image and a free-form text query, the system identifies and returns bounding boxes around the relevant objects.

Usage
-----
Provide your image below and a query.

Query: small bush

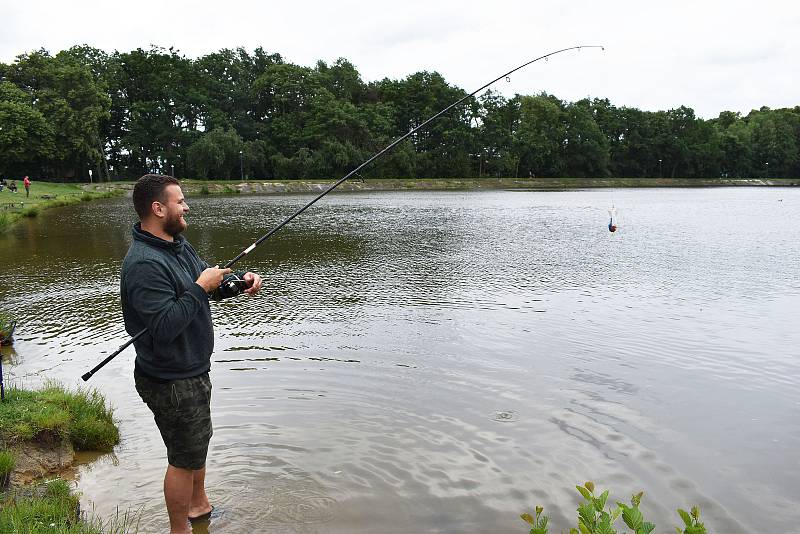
[21,207,38,218]
[199,185,210,195]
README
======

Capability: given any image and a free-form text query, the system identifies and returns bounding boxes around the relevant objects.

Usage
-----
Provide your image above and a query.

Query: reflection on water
[1,188,799,533]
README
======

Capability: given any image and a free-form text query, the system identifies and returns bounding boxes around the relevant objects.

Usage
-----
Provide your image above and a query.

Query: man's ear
[151,200,165,218]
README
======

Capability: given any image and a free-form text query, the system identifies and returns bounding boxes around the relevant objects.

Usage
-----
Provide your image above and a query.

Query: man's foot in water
[189,505,225,523]
[188,503,213,522]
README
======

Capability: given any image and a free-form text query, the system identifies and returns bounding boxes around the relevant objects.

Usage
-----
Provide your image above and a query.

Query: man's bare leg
[188,466,212,519]
[164,465,193,534]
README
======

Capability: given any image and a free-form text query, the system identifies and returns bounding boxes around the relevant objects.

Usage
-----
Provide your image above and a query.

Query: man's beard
[164,213,187,237]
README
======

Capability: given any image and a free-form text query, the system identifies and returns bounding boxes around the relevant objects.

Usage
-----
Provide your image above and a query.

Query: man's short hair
[132,174,179,220]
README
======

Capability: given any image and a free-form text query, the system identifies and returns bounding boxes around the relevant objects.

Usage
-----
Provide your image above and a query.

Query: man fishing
[121,174,262,533]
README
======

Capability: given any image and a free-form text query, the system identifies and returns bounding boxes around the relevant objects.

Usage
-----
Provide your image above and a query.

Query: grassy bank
[0,182,123,233]
[0,383,122,533]
[0,383,119,451]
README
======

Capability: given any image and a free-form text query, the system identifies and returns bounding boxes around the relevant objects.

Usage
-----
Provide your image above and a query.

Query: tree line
[1,45,798,182]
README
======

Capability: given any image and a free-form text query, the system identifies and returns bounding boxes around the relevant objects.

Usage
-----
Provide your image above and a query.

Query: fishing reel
[212,273,251,301]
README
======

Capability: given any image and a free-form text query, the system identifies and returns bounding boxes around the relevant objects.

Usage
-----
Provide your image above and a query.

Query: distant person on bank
[121,174,263,534]
[23,176,30,197]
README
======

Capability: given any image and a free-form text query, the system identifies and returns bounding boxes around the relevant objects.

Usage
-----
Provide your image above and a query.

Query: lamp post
[171,164,175,177]
[239,150,244,181]
[765,161,769,178]
[658,159,662,178]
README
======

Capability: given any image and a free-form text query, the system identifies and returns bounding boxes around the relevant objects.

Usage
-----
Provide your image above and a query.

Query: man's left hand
[242,272,263,296]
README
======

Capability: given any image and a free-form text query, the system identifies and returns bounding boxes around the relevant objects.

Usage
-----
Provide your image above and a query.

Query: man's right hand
[196,266,232,293]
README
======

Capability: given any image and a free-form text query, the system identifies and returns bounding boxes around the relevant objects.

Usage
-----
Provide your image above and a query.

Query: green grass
[0,383,119,452]
[0,183,123,232]
[0,478,138,533]
[0,479,91,533]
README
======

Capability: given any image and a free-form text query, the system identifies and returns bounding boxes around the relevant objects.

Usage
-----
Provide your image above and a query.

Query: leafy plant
[615,490,655,534]
[572,481,637,534]
[521,482,706,534]
[521,506,549,534]
[676,506,706,534]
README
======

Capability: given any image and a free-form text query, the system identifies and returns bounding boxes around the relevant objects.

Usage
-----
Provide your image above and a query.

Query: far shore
[2,177,796,232]
[84,176,799,196]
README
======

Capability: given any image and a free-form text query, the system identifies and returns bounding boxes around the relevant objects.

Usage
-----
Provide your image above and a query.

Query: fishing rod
[81,44,604,382]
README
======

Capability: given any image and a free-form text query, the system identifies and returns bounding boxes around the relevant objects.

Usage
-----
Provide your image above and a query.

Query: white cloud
[1,0,798,118]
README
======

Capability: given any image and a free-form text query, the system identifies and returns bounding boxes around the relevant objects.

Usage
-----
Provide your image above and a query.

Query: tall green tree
[514,94,566,177]
[3,50,109,180]
[186,127,243,179]
[477,90,521,177]
[0,81,55,176]
[563,100,609,177]
[1,45,798,181]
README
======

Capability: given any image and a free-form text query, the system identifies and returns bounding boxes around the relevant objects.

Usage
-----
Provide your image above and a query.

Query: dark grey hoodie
[121,223,214,380]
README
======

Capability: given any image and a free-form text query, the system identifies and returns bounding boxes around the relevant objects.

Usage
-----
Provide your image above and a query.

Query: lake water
[1,187,798,533]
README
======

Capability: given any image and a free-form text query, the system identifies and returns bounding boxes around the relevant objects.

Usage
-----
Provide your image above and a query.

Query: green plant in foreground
[520,506,549,534]
[1,477,141,533]
[613,489,654,534]
[676,506,706,534]
[0,449,15,477]
[0,309,13,335]
[0,478,94,533]
[521,482,707,534]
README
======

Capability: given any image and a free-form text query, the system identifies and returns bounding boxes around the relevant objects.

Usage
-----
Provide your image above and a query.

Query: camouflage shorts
[134,371,213,470]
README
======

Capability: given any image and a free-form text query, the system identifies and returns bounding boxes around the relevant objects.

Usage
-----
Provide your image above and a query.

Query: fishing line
[81,44,605,381]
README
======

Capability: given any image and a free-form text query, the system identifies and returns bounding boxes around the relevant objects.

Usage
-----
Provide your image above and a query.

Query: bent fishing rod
[81,44,604,381]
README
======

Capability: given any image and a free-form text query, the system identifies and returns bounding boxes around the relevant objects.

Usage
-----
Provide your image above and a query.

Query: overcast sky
[1,0,797,119]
